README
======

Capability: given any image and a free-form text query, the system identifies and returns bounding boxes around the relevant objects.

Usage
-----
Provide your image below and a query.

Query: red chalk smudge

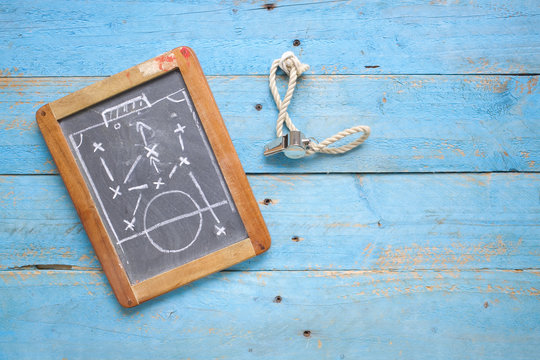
[180,47,191,59]
[155,53,176,71]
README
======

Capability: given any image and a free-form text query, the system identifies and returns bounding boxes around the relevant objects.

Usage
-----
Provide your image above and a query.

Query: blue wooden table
[1,1,539,359]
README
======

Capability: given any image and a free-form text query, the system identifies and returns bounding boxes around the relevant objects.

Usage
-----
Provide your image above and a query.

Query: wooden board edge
[35,104,138,308]
[132,238,256,304]
[173,47,271,255]
[49,50,178,119]
[37,47,270,307]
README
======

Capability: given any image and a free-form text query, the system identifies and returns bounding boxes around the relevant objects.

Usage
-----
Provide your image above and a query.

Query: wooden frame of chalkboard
[36,47,271,307]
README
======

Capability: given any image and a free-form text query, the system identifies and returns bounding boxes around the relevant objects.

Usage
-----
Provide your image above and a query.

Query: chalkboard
[37,47,270,307]
[60,70,248,283]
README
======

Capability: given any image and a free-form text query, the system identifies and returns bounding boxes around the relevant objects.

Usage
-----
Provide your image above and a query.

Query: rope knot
[268,51,370,157]
[278,51,310,76]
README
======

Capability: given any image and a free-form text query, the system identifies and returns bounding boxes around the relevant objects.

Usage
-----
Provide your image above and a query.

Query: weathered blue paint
[0,269,538,359]
[1,1,539,76]
[1,173,538,271]
[0,75,538,174]
[1,0,539,358]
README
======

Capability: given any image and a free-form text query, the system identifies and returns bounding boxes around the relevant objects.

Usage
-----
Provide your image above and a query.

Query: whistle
[263,131,311,159]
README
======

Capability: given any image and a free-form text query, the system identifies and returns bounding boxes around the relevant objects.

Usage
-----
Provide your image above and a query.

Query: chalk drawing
[93,142,104,152]
[101,93,151,127]
[100,157,114,182]
[189,171,220,223]
[124,218,136,231]
[136,121,153,146]
[132,193,142,217]
[215,225,226,236]
[124,154,142,184]
[153,177,165,190]
[109,186,122,199]
[168,165,178,179]
[128,184,148,191]
[75,134,84,149]
[73,88,185,135]
[185,94,235,212]
[174,123,185,150]
[69,134,124,255]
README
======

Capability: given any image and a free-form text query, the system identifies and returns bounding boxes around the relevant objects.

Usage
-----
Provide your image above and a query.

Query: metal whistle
[263,131,311,159]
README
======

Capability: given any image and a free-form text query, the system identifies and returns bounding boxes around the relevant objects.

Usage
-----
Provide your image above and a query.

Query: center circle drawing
[143,190,203,253]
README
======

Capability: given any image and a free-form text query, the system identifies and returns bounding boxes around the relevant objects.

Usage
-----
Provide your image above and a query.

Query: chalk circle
[114,123,121,130]
[143,190,203,253]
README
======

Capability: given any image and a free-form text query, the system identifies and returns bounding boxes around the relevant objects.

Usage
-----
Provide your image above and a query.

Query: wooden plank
[1,0,539,76]
[1,173,538,271]
[0,269,538,359]
[1,75,538,174]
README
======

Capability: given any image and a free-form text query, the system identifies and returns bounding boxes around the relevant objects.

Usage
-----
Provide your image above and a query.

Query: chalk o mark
[143,190,203,253]
[114,123,121,130]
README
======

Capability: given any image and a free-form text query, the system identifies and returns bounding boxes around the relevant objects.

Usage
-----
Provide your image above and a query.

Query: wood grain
[1,173,537,271]
[0,269,538,359]
[1,75,538,174]
[1,0,539,76]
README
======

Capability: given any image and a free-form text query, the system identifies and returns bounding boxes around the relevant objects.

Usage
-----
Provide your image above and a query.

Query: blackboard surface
[60,70,248,284]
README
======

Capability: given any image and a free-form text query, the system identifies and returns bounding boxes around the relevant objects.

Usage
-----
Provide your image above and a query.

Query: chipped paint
[137,52,176,76]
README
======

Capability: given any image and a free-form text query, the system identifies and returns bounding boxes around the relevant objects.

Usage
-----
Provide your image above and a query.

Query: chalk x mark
[145,144,159,158]
[100,157,114,182]
[109,186,122,199]
[215,225,226,236]
[189,171,220,223]
[123,154,142,184]
[153,177,165,189]
[179,157,190,167]
[93,142,104,152]
[124,218,136,231]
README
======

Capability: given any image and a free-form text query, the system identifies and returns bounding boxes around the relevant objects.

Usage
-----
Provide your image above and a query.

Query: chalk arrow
[136,121,153,146]
[150,156,160,173]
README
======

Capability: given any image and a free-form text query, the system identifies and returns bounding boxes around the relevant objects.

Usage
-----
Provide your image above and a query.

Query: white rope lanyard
[265,51,370,158]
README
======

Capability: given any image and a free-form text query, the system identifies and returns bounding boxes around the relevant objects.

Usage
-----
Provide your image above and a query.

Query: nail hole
[291,236,300,242]
[274,295,282,303]
[484,301,489,308]
[303,330,311,337]
[293,39,301,47]
[255,104,263,111]
[377,221,382,227]
[263,3,275,10]
[40,110,46,116]
[263,198,272,205]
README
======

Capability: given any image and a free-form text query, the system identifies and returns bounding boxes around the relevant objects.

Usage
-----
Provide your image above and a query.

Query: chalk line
[69,134,123,254]
[118,200,228,245]
[124,154,142,184]
[189,171,220,223]
[128,184,148,191]
[100,157,114,182]
[132,193,142,217]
